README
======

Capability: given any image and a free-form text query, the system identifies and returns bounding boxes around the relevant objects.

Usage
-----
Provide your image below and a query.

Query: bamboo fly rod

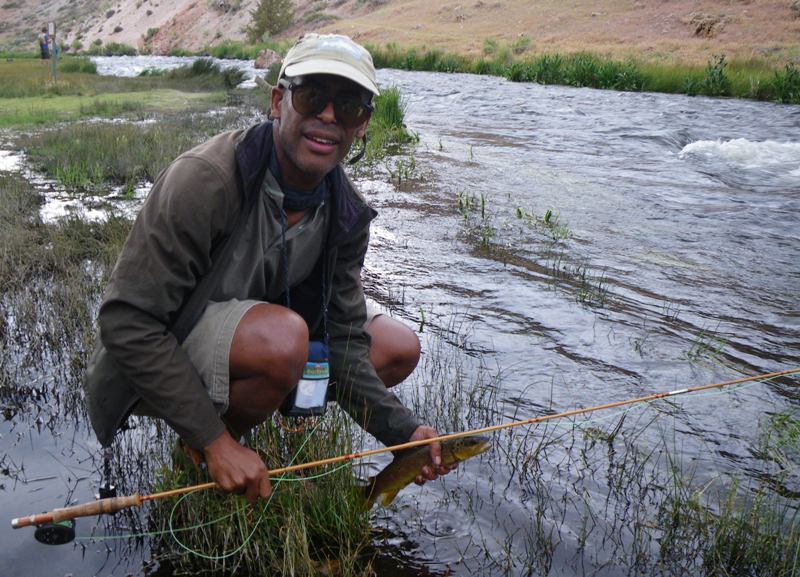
[11,367,799,530]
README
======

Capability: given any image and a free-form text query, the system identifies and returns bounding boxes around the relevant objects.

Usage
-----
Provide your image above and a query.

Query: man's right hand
[203,430,271,504]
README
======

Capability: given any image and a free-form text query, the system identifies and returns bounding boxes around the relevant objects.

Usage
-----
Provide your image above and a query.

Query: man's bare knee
[368,314,421,387]
[230,304,308,390]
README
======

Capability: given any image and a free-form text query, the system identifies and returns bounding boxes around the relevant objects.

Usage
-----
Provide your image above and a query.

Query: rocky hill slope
[1,0,798,66]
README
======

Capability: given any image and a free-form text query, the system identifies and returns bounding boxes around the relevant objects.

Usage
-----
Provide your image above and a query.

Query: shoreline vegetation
[3,37,799,104]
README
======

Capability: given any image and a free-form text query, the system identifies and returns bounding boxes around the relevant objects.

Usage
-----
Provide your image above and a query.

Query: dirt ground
[2,0,799,66]
[318,0,800,65]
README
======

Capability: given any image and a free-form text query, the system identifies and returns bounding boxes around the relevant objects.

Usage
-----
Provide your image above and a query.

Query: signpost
[48,22,57,82]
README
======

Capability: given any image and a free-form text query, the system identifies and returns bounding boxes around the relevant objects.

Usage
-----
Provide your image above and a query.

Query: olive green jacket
[87,121,419,449]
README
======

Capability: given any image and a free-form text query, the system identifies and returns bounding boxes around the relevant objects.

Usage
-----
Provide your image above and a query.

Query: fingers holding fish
[408,425,463,485]
[414,461,458,485]
[362,434,492,509]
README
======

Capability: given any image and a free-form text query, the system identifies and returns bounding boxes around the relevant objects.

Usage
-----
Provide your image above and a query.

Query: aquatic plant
[457,191,496,249]
[686,324,727,363]
[515,206,570,242]
[386,156,416,185]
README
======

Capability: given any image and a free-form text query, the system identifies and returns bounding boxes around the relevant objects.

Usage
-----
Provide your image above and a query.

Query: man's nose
[317,101,337,124]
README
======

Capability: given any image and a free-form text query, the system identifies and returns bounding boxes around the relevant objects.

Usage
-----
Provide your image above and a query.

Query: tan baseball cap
[279,33,380,96]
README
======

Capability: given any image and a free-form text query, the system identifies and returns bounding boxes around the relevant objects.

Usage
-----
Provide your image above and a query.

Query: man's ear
[355,118,370,139]
[270,86,284,120]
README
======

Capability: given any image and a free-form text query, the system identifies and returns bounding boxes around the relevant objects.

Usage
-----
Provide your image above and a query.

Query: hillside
[1,0,798,66]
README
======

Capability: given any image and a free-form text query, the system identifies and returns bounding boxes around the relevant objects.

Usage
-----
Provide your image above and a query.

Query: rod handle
[11,494,142,529]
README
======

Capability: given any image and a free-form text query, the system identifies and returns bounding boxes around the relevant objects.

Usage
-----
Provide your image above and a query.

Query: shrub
[771,63,800,104]
[167,58,246,89]
[245,0,294,43]
[512,34,531,54]
[703,54,730,97]
[58,57,97,74]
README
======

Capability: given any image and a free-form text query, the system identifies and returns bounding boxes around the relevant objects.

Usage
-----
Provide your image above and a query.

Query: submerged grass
[0,172,130,383]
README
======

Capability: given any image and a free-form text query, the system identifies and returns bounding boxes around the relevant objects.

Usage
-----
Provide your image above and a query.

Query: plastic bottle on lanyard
[279,340,329,417]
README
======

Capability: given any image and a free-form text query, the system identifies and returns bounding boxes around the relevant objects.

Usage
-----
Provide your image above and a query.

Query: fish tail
[361,476,402,509]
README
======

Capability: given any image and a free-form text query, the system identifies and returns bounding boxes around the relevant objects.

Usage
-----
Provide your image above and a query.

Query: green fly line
[74,416,352,553]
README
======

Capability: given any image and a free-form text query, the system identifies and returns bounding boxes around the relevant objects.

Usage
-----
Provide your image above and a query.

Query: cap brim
[283,60,380,95]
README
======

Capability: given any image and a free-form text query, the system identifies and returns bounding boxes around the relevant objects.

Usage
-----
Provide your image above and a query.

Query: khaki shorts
[181,298,385,415]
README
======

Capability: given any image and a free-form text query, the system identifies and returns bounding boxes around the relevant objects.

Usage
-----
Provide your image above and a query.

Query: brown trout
[362,436,491,509]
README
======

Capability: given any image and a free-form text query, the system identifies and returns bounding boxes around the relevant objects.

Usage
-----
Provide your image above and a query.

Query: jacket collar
[234,121,376,244]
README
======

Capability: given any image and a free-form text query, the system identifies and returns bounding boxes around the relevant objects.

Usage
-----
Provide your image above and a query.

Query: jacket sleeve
[327,225,421,447]
[98,153,238,449]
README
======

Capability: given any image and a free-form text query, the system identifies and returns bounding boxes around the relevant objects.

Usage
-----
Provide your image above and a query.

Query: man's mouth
[304,128,340,148]
[308,135,336,145]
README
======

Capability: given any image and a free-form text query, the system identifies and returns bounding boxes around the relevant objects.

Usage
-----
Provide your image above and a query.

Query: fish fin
[377,486,402,507]
[361,476,378,511]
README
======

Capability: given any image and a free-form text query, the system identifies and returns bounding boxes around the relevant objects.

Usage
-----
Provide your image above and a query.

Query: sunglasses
[281,79,373,129]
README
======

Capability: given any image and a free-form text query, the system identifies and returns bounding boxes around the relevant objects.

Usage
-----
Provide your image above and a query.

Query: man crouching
[86,33,454,503]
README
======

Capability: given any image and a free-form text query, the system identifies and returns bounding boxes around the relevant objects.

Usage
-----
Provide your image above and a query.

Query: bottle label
[295,360,329,409]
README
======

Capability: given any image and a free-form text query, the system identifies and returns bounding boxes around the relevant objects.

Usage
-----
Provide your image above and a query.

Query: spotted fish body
[363,436,492,509]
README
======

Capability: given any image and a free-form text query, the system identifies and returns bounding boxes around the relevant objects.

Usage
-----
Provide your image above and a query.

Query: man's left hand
[409,425,458,485]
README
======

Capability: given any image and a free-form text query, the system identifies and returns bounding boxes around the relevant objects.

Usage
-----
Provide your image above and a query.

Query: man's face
[271,74,371,191]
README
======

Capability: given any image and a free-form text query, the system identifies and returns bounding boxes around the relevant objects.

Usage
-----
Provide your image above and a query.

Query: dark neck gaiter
[269,149,330,212]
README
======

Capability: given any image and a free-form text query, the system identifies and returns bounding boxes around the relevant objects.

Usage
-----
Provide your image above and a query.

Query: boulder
[687,12,727,37]
[255,48,281,69]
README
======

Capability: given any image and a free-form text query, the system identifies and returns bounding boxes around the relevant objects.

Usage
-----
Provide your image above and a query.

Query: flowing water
[2,59,799,576]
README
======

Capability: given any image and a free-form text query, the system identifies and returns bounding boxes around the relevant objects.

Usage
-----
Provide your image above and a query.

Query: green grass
[16,112,238,190]
[0,57,246,100]
[0,89,223,127]
[158,58,247,89]
[202,39,290,60]
[149,411,371,575]
[363,85,417,161]
[84,41,138,56]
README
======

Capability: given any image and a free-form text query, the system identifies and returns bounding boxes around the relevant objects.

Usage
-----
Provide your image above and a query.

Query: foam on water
[0,150,22,171]
[679,138,800,172]
[90,54,266,88]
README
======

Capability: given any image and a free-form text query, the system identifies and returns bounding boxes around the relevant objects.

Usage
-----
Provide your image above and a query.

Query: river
[1,57,799,576]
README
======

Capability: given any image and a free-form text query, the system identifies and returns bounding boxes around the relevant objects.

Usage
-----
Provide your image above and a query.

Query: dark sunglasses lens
[291,85,370,128]
[291,85,325,117]
[335,100,369,127]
